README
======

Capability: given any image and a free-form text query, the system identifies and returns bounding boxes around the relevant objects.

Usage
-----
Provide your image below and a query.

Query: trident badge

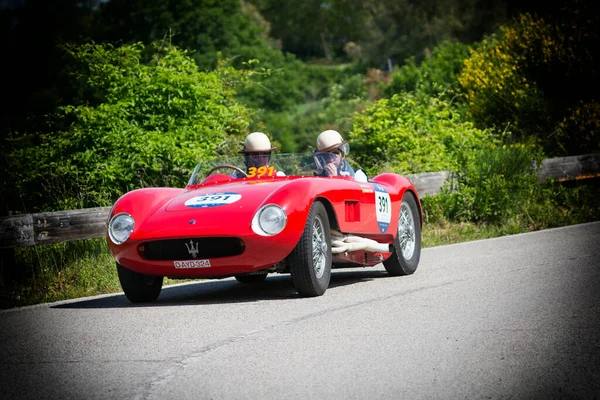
[185,240,199,258]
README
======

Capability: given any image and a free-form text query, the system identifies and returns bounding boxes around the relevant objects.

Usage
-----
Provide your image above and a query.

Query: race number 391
[185,192,242,208]
[374,184,391,233]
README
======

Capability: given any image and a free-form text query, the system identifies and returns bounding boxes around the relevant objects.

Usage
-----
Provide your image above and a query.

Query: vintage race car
[106,153,422,302]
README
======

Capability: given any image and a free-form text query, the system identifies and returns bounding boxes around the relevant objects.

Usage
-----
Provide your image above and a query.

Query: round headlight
[252,205,287,236]
[108,213,135,244]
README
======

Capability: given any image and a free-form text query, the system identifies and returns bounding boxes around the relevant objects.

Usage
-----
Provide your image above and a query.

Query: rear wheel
[288,201,332,297]
[116,262,163,303]
[383,192,421,276]
[235,273,268,284]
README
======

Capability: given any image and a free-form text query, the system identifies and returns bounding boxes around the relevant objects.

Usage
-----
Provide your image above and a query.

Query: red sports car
[107,153,422,302]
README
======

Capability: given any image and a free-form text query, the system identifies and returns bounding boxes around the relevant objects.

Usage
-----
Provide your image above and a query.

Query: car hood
[164,179,292,212]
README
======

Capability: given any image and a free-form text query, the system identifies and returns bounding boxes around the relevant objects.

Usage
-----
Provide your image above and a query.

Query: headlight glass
[252,205,287,236]
[108,213,135,244]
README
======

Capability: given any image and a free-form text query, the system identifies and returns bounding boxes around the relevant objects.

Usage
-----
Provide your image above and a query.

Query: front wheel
[383,192,421,276]
[288,201,332,297]
[116,262,163,303]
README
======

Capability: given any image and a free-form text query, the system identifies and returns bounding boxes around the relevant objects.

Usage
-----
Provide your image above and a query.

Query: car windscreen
[187,153,321,185]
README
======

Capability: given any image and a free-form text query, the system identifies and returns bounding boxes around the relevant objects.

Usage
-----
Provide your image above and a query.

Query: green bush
[256,98,366,154]
[419,139,600,228]
[349,91,491,177]
[432,142,543,223]
[3,41,253,212]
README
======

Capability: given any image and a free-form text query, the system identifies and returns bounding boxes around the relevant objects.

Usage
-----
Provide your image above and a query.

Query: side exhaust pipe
[330,230,392,254]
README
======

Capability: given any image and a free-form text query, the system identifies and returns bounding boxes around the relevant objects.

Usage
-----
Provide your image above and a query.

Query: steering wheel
[206,165,247,177]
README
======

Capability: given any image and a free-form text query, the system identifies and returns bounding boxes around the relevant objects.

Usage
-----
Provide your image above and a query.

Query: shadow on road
[52,269,390,309]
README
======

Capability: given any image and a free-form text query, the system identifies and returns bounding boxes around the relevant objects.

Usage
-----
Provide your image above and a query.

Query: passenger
[313,130,355,178]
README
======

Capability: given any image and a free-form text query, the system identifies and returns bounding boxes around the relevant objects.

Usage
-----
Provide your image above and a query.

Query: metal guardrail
[1,153,599,249]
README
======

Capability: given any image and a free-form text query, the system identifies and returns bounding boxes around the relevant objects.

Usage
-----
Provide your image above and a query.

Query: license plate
[174,259,211,269]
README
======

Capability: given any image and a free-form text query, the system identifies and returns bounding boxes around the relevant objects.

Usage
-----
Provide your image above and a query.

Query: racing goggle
[313,151,342,170]
[319,151,342,163]
[246,152,271,166]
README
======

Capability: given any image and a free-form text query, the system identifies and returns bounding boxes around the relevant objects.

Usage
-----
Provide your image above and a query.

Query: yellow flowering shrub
[458,14,556,135]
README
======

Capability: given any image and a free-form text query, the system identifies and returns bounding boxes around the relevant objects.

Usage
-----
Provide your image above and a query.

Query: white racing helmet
[239,132,277,154]
[316,129,349,155]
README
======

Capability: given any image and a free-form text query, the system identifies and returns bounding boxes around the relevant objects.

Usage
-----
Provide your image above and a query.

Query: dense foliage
[349,92,490,176]
[458,12,599,156]
[384,40,470,100]
[256,70,370,153]
[3,42,252,212]
[92,0,268,71]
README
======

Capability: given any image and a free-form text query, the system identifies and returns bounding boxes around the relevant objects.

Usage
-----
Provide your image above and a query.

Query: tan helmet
[239,132,277,154]
[316,129,349,154]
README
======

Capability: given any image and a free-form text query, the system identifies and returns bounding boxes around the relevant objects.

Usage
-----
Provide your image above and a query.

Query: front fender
[109,187,185,228]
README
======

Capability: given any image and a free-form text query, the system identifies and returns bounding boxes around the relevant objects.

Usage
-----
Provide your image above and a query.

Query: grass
[0,239,188,309]
[422,221,526,247]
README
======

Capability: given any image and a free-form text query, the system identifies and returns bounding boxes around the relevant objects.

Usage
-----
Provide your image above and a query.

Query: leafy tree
[250,0,369,61]
[92,0,269,70]
[250,0,509,66]
[0,0,96,135]
[3,41,252,212]
[384,40,470,99]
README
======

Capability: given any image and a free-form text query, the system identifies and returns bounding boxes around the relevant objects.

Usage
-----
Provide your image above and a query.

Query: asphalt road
[1,222,599,399]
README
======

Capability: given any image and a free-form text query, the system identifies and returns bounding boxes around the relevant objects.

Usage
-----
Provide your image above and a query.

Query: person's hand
[325,162,338,176]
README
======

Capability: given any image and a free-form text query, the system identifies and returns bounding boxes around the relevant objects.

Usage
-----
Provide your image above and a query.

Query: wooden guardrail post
[0,207,112,250]
[536,153,600,182]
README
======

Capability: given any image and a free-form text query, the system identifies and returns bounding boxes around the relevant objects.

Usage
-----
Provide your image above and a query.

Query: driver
[313,130,355,178]
[233,132,282,178]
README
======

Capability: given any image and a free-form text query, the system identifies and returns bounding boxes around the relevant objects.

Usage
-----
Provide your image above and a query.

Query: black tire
[116,262,163,303]
[288,201,332,297]
[383,192,421,276]
[235,273,268,284]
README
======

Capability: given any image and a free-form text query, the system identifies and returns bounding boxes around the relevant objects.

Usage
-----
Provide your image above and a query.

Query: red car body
[107,153,422,301]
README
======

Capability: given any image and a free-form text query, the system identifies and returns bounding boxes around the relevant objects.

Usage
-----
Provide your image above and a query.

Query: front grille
[140,237,245,261]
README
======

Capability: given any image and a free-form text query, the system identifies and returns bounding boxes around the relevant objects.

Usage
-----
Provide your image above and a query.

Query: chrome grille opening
[139,237,245,260]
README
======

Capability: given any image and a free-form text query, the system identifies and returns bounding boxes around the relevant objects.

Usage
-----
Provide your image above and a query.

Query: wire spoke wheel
[312,215,327,279]
[398,202,416,260]
[383,192,421,276]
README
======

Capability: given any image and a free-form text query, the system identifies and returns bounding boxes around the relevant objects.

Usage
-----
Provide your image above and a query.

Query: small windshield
[187,152,358,185]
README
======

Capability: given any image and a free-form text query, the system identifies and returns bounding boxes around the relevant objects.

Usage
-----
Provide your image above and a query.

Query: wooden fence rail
[1,153,599,250]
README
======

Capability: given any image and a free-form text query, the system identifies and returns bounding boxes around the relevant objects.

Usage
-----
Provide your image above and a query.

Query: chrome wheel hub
[398,201,416,260]
[312,215,327,279]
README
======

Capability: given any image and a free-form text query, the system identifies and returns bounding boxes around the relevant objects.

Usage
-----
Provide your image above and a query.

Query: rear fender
[372,173,423,228]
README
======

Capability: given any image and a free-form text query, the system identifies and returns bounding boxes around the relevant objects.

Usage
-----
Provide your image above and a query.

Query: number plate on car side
[174,259,211,268]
